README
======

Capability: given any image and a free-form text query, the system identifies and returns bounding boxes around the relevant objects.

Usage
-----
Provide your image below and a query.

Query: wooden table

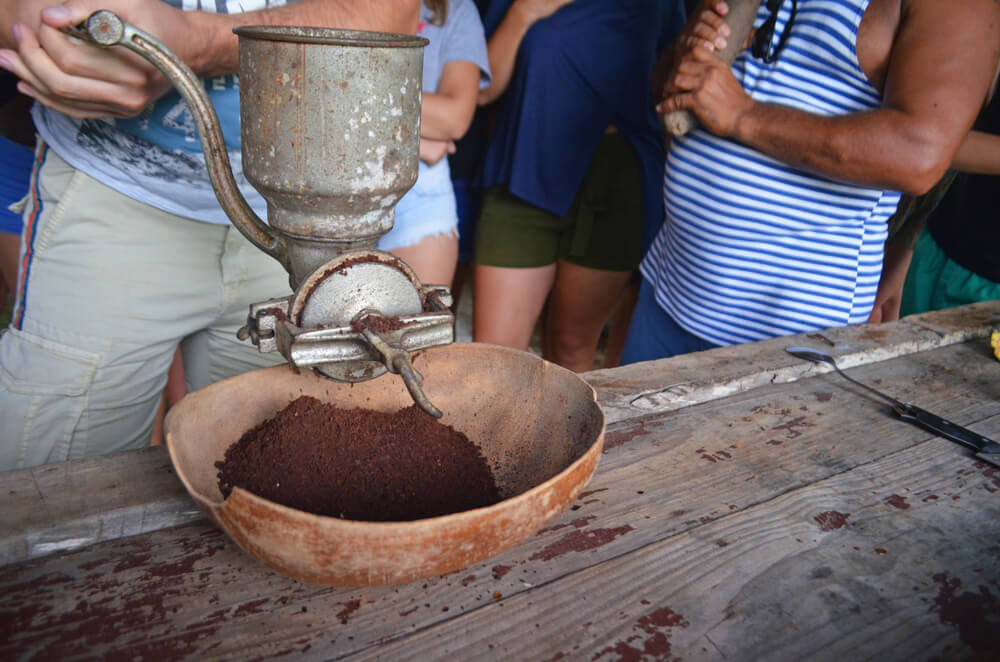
[3,302,999,661]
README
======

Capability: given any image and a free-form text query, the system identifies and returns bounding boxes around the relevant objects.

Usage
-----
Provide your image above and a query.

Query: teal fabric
[900,230,1000,316]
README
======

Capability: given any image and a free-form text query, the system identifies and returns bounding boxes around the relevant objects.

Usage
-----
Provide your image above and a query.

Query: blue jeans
[621,278,719,364]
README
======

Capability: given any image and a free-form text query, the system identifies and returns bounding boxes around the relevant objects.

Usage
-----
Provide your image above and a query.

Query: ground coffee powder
[216,395,502,521]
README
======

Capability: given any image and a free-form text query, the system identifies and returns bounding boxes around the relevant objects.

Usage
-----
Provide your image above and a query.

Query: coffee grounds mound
[216,395,502,521]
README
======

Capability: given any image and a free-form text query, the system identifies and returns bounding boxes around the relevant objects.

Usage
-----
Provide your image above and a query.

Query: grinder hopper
[68,10,451,414]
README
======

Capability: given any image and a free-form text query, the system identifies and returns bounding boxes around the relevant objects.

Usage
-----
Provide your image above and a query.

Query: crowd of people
[0,0,997,471]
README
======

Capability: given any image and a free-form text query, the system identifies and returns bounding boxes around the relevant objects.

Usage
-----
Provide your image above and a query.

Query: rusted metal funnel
[237,26,426,285]
[70,11,426,287]
[164,344,605,586]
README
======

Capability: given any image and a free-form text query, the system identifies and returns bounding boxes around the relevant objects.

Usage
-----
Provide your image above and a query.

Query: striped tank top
[640,0,900,347]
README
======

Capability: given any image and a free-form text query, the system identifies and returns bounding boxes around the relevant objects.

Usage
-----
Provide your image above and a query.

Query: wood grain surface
[1,302,998,660]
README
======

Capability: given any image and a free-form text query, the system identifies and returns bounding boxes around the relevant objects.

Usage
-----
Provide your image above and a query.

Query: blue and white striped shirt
[640,0,900,346]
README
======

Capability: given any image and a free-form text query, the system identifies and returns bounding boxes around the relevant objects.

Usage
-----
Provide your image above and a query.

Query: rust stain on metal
[592,606,689,662]
[886,494,910,510]
[528,525,634,562]
[932,572,1000,653]
[814,511,850,531]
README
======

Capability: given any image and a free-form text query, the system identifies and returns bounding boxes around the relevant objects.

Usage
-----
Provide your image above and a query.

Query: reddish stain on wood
[538,516,597,535]
[772,416,815,439]
[529,526,634,562]
[492,565,512,580]
[886,494,910,510]
[814,511,850,531]
[336,599,361,623]
[932,572,1000,653]
[592,607,688,662]
[461,575,476,586]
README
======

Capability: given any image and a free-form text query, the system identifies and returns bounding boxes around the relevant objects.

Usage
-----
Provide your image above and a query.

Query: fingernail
[16,81,34,98]
[41,5,72,23]
[12,23,23,41]
[715,37,728,49]
[0,54,10,70]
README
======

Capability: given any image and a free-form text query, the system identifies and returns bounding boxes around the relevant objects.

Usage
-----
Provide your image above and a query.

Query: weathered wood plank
[356,438,1000,662]
[586,300,1000,425]
[2,341,996,660]
[0,447,203,567]
[2,306,996,567]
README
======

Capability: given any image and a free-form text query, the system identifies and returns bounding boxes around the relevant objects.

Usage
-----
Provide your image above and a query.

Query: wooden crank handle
[662,0,764,137]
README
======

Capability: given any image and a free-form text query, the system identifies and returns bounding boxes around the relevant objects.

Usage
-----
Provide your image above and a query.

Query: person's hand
[512,0,575,24]
[419,137,455,166]
[682,1,733,54]
[0,1,189,119]
[658,43,755,138]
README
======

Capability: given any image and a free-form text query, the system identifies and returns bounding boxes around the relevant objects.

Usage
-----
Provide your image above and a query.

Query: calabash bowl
[164,343,605,586]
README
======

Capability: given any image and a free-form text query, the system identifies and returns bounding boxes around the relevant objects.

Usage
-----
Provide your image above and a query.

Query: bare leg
[602,276,640,369]
[868,242,914,323]
[543,260,633,372]
[473,262,556,351]
[389,232,459,287]
[0,231,20,311]
[150,346,186,446]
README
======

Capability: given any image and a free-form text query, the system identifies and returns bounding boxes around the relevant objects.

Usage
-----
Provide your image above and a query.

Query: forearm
[477,2,535,106]
[951,130,1000,175]
[734,102,960,195]
[176,0,421,78]
[0,0,50,48]
[421,92,475,142]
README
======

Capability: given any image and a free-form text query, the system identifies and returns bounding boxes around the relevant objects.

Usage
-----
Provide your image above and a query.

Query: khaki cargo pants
[0,144,290,471]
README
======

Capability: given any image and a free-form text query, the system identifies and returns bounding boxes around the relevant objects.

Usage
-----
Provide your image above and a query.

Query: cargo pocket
[0,328,99,469]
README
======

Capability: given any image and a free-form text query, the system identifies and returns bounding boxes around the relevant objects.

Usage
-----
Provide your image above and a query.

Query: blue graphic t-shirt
[32,0,289,225]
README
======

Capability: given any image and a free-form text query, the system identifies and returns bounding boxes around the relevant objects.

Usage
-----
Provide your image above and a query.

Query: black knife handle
[896,404,995,453]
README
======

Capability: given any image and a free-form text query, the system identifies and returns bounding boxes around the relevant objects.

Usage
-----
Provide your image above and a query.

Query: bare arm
[661,0,1000,195]
[421,60,480,142]
[952,130,1000,175]
[0,0,420,118]
[477,0,572,106]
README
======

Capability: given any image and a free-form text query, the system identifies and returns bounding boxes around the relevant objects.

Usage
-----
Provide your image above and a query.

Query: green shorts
[474,131,643,271]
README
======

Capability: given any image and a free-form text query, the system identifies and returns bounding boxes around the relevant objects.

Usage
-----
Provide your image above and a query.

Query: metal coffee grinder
[69,11,452,417]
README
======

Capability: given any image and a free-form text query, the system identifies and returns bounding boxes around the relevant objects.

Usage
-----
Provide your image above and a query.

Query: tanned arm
[0,0,420,118]
[421,61,481,142]
[661,0,1000,195]
[477,0,572,106]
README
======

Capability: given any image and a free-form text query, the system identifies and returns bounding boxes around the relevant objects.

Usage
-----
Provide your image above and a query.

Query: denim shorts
[0,135,33,235]
[377,158,459,251]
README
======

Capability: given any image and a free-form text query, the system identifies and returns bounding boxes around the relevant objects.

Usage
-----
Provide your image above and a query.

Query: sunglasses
[752,0,798,64]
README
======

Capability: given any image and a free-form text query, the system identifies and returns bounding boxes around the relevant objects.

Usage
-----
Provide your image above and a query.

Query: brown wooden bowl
[164,343,605,586]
